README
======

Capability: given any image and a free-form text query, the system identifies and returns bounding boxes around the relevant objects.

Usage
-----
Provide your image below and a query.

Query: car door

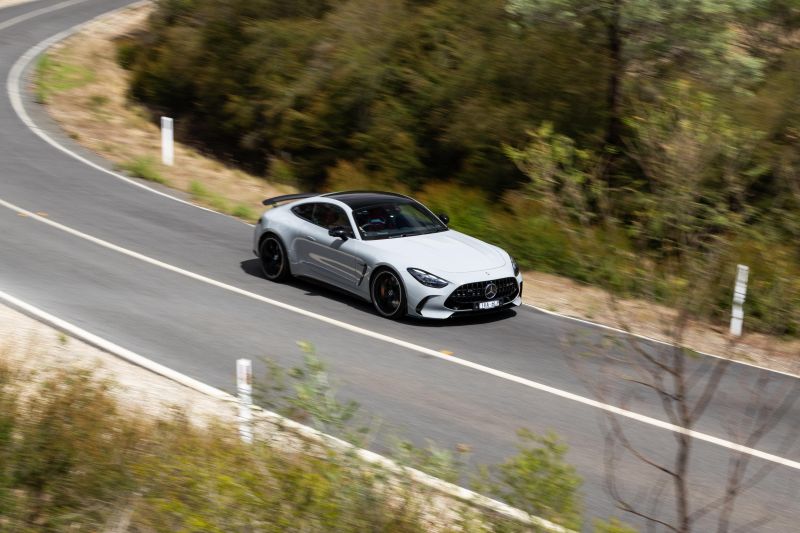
[293,202,363,289]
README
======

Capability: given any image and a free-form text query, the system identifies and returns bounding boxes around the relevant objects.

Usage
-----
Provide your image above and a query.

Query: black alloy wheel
[259,235,290,281]
[371,269,406,319]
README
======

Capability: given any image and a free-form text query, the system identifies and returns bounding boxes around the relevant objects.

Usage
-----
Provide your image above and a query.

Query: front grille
[444,277,519,311]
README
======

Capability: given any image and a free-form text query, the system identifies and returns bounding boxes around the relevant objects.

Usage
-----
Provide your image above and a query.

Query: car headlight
[510,255,520,276]
[407,268,449,288]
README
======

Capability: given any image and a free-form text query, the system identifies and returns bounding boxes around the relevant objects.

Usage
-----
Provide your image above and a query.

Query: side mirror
[438,213,450,225]
[328,227,349,241]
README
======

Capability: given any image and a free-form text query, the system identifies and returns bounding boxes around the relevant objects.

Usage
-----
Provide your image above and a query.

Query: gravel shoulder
[36,1,800,377]
[0,302,236,422]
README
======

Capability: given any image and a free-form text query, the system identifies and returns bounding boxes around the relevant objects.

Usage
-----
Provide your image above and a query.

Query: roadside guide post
[237,358,253,444]
[161,116,174,166]
[730,264,749,337]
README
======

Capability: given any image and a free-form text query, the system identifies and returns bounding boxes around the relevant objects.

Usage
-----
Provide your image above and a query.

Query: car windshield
[353,200,447,240]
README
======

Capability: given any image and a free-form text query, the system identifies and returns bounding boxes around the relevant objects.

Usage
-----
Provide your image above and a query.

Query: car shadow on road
[240,258,377,314]
[239,258,516,327]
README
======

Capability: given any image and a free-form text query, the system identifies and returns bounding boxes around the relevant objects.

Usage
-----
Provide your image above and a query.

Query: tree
[508,89,800,532]
[474,430,583,530]
[506,0,766,149]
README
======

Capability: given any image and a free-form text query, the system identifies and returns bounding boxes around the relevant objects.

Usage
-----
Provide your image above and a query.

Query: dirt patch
[522,271,800,376]
[38,3,799,376]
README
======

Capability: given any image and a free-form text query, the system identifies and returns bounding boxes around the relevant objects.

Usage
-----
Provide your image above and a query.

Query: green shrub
[231,204,256,220]
[116,156,168,184]
[473,430,583,531]
[114,38,139,70]
[35,53,95,104]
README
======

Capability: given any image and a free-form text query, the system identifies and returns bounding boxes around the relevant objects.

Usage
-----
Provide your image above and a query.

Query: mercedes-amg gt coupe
[252,191,522,319]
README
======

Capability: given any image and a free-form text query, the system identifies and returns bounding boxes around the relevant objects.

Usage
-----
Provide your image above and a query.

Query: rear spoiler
[262,193,319,206]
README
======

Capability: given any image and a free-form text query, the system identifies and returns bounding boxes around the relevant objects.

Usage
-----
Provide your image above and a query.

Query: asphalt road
[1,1,799,530]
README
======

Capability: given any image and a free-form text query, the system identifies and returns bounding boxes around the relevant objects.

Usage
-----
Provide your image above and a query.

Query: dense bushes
[123,0,800,335]
[125,0,608,191]
[0,346,616,531]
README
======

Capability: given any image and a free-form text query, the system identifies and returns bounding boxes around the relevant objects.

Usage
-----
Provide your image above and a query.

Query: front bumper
[405,268,523,319]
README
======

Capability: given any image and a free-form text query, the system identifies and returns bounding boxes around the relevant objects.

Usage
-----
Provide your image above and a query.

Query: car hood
[364,230,507,274]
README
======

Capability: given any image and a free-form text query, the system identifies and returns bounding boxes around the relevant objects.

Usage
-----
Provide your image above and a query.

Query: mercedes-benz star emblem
[484,282,498,300]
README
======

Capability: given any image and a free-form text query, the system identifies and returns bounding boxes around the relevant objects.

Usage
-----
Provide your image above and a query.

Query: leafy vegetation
[122,0,800,335]
[0,342,636,532]
[189,179,257,220]
[116,155,168,184]
[474,430,583,530]
[35,53,95,104]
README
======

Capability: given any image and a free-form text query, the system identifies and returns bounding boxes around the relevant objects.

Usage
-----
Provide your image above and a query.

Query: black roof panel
[324,191,413,209]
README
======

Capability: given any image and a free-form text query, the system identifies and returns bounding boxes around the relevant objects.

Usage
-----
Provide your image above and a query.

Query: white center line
[1,196,798,472]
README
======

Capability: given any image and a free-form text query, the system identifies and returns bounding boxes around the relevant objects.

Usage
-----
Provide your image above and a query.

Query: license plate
[477,300,500,310]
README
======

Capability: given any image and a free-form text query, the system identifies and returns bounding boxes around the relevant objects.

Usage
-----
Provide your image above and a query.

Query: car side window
[312,203,355,237]
[291,203,315,222]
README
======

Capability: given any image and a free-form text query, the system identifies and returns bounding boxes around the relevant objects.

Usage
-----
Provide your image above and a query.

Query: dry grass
[522,271,800,375]
[40,3,294,223]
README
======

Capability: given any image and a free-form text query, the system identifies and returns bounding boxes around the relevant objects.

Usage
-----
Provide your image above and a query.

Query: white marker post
[160,116,174,166]
[237,358,253,444]
[730,264,749,337]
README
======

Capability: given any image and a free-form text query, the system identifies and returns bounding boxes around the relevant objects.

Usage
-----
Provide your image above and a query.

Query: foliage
[506,89,800,334]
[505,122,605,227]
[507,0,766,87]
[256,342,363,441]
[390,439,467,484]
[116,155,168,184]
[255,343,599,529]
[0,365,143,530]
[35,53,95,104]
[593,517,639,533]
[126,0,609,190]
[0,342,623,531]
[0,352,434,532]
[124,0,800,336]
[473,430,583,530]
[188,180,258,221]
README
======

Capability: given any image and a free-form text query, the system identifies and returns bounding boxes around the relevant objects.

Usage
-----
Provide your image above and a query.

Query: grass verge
[189,180,256,220]
[115,156,168,184]
[34,53,94,104]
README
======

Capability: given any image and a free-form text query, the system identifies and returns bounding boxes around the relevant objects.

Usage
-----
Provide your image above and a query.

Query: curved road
[1,1,799,530]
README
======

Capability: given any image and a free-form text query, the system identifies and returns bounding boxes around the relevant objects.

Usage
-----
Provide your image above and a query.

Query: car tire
[259,234,290,282]
[370,268,406,319]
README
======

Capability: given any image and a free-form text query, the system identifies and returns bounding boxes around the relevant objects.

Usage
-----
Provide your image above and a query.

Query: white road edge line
[4,0,800,471]
[522,304,800,380]
[5,0,249,225]
[6,0,795,383]
[2,196,799,473]
[0,288,565,533]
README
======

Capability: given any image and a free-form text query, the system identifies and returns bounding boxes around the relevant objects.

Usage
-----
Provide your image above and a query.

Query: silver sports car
[252,191,522,319]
